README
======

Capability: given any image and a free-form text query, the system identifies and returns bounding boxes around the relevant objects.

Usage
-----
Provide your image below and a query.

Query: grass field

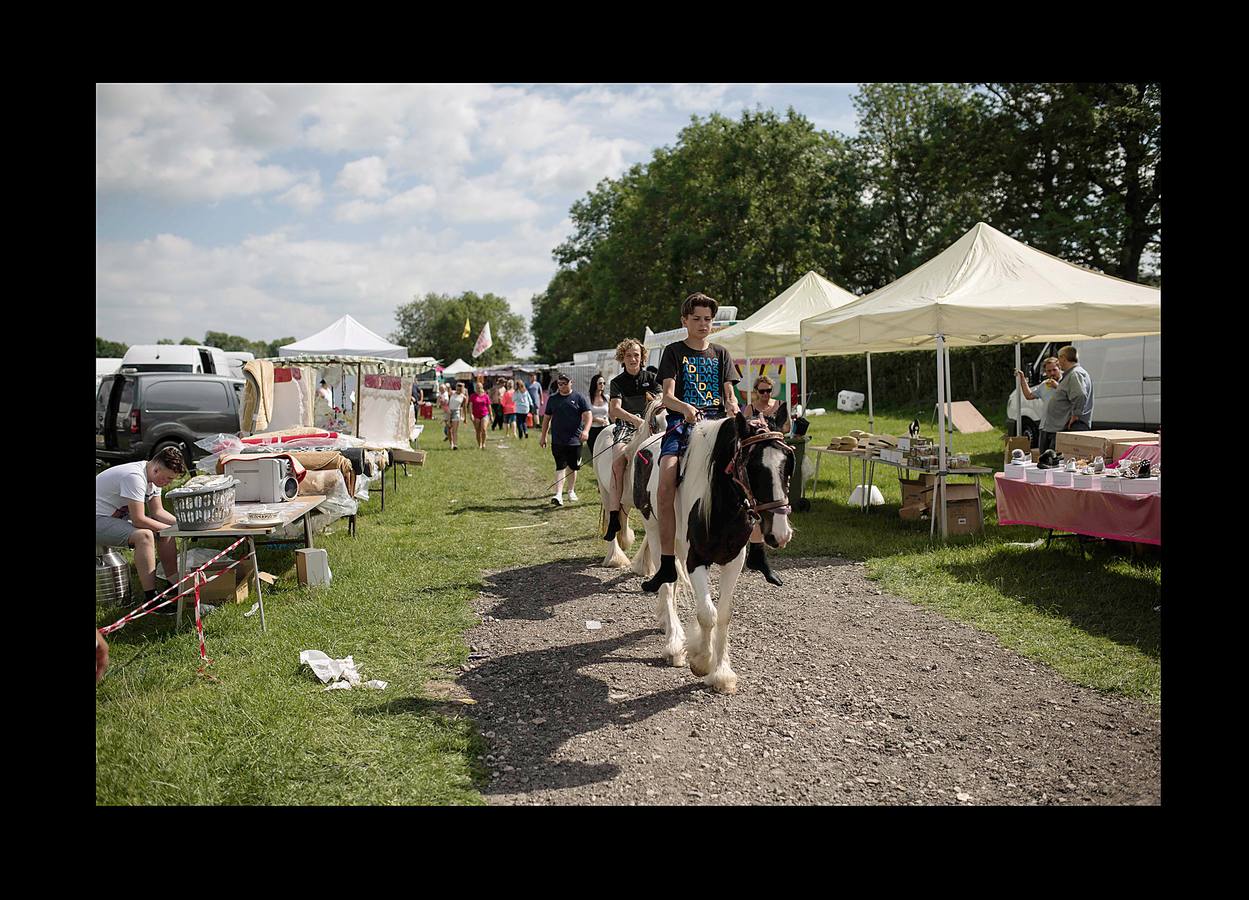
[96,405,1160,804]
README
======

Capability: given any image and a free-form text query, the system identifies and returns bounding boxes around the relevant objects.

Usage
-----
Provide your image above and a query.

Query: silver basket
[96,548,133,606]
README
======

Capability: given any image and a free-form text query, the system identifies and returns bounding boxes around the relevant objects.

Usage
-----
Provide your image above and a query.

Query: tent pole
[945,344,953,447]
[800,351,808,415]
[936,336,948,541]
[1014,342,1022,438]
[866,351,874,433]
[355,363,362,437]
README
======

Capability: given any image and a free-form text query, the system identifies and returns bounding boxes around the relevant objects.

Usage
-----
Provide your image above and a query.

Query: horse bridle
[726,427,794,517]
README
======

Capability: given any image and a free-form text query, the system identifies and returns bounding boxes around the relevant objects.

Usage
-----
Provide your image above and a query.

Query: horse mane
[683,417,739,533]
[623,396,667,459]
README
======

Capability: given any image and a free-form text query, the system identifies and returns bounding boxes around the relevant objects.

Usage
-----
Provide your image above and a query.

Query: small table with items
[161,495,326,631]
[993,473,1160,546]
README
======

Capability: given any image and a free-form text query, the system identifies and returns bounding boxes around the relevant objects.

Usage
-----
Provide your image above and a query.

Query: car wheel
[152,439,193,467]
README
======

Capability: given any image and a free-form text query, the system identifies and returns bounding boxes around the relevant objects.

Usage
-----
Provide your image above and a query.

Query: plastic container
[166,475,238,530]
[836,390,865,412]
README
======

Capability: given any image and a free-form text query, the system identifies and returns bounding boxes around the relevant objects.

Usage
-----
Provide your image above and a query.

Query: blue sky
[96,83,861,355]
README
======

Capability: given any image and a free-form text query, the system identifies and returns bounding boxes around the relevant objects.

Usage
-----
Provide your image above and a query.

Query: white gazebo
[279,314,410,359]
[799,222,1161,539]
[442,358,475,376]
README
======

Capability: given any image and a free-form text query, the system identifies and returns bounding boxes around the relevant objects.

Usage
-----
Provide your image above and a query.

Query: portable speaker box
[225,457,300,503]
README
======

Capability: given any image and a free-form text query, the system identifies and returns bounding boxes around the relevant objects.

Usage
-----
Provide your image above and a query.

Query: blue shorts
[660,409,724,458]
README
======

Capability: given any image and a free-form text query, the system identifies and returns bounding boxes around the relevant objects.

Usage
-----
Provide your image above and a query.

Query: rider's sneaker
[567,490,579,503]
[551,495,564,507]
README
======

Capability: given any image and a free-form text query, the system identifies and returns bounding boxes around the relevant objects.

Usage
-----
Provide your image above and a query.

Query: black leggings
[491,403,503,429]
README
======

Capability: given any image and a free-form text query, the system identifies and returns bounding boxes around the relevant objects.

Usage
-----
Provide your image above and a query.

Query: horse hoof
[705,672,737,695]
[688,656,711,677]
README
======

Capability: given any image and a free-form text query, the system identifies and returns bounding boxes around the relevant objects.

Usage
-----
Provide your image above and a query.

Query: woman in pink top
[468,381,492,449]
[501,379,517,438]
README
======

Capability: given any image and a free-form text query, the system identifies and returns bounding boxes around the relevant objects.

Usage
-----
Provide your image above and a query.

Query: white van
[96,358,122,393]
[224,351,254,379]
[121,344,233,376]
[1008,336,1160,440]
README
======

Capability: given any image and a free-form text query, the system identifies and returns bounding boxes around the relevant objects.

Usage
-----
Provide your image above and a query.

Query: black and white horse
[637,412,794,693]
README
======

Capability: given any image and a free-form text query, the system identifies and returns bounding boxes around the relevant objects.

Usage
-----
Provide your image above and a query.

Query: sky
[96,83,861,356]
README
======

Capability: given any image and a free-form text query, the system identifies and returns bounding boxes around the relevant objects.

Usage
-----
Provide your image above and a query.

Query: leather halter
[726,427,794,516]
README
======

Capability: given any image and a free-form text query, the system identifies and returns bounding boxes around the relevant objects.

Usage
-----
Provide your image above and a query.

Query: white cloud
[276,174,324,214]
[335,155,389,198]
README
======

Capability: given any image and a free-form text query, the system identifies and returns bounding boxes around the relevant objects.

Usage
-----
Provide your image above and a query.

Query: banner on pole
[472,322,493,358]
[462,317,471,339]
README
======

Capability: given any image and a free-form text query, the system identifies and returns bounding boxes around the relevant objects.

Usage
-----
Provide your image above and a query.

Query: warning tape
[99,535,249,665]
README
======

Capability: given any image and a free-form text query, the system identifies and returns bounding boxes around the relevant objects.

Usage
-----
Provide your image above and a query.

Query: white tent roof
[442,358,475,375]
[279,314,409,359]
[715,270,858,358]
[800,223,1161,356]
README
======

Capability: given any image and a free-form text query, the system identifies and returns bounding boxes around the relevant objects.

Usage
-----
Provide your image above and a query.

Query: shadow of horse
[457,628,702,794]
[478,558,636,621]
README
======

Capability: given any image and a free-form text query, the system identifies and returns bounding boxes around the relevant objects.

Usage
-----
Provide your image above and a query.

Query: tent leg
[1014,342,1022,438]
[800,352,808,415]
[936,336,948,541]
[866,351,874,434]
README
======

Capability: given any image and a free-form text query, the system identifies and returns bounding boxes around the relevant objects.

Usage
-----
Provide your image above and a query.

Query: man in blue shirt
[539,372,592,506]
[1054,345,1095,431]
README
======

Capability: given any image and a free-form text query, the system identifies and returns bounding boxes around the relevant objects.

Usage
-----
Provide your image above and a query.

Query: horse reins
[726,428,794,516]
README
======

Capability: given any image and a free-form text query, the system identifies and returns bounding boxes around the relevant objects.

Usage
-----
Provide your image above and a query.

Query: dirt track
[459,555,1160,805]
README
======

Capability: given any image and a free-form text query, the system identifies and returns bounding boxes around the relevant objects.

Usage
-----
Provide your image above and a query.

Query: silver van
[1008,336,1160,441]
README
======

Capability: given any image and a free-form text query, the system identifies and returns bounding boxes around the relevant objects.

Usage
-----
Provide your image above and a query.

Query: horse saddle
[633,447,654,519]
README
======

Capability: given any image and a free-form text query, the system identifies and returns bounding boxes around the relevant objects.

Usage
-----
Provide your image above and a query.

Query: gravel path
[460,555,1160,805]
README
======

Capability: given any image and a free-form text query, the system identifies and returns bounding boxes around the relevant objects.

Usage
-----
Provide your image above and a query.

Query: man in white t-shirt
[95,446,187,607]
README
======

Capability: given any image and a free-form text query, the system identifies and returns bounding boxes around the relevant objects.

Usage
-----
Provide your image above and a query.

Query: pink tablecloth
[993,473,1160,545]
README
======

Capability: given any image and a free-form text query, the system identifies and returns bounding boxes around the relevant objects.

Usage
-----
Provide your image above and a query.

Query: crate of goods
[166,475,238,531]
[942,482,980,503]
[1024,467,1050,484]
[900,474,937,507]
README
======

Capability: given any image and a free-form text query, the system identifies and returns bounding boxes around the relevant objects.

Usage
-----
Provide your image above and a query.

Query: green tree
[391,292,527,367]
[96,337,128,357]
[156,338,175,345]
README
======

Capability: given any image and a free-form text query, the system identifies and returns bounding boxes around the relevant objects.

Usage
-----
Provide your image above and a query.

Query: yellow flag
[462,317,471,339]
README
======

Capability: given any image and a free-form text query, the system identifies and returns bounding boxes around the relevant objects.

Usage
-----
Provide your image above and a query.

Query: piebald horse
[637,409,794,694]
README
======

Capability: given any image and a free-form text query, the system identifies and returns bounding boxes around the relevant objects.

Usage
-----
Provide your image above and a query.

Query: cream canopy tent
[714,271,860,413]
[798,222,1161,539]
[279,314,409,359]
[442,358,475,376]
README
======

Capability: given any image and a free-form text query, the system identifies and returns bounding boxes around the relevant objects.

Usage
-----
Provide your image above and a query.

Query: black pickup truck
[96,372,244,466]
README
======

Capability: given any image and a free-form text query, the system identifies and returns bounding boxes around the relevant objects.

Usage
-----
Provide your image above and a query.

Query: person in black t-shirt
[601,338,661,542]
[539,372,592,507]
[641,293,742,592]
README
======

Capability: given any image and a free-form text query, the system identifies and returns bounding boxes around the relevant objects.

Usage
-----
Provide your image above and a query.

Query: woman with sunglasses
[740,374,788,587]
[742,375,789,434]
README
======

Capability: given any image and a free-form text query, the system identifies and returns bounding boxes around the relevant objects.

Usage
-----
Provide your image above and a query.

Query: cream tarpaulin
[799,222,1161,355]
[715,270,859,359]
[279,315,410,359]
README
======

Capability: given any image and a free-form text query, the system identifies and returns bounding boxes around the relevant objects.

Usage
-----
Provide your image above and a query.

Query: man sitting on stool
[95,446,187,609]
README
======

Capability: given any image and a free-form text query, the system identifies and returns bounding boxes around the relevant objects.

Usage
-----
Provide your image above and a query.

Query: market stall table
[162,495,327,631]
[993,473,1160,546]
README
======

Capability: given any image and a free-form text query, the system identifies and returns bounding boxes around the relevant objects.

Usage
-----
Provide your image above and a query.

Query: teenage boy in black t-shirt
[640,293,741,592]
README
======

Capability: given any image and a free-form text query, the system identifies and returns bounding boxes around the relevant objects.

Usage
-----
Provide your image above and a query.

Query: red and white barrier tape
[99,536,249,660]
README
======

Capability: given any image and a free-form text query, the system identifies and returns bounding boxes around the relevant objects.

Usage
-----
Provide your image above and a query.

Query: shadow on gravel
[480,558,636,621]
[944,548,1160,655]
[459,628,702,794]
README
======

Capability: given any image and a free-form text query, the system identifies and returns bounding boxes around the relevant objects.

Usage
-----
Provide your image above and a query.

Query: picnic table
[161,495,327,631]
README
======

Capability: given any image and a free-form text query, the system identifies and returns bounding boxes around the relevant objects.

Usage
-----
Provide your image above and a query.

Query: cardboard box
[1003,435,1031,467]
[941,482,980,503]
[390,448,426,466]
[943,498,982,535]
[899,474,937,507]
[198,569,251,604]
[899,503,928,522]
[1056,430,1156,462]
[296,548,332,587]
[1111,438,1158,462]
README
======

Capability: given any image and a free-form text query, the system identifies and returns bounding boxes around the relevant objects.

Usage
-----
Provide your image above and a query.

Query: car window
[144,380,231,412]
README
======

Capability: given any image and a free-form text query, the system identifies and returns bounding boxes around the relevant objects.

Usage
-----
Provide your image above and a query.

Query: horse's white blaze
[770,512,793,548]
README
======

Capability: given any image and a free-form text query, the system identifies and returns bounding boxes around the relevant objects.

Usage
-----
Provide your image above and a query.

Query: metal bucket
[96,548,133,606]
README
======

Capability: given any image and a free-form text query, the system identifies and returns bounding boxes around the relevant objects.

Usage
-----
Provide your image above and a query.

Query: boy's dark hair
[681,292,718,319]
[155,445,188,475]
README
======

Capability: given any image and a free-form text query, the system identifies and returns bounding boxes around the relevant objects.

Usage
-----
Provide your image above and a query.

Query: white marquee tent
[798,222,1161,539]
[279,314,409,359]
[442,358,475,376]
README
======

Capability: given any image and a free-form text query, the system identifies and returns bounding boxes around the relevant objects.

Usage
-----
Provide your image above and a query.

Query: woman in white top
[583,374,610,465]
[446,383,466,450]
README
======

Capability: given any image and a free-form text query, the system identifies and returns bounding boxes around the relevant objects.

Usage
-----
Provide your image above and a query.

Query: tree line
[96,332,296,359]
[529,82,1160,414]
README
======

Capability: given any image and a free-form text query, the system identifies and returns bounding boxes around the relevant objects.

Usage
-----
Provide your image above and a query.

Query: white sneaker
[551,495,564,507]
[567,490,579,503]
